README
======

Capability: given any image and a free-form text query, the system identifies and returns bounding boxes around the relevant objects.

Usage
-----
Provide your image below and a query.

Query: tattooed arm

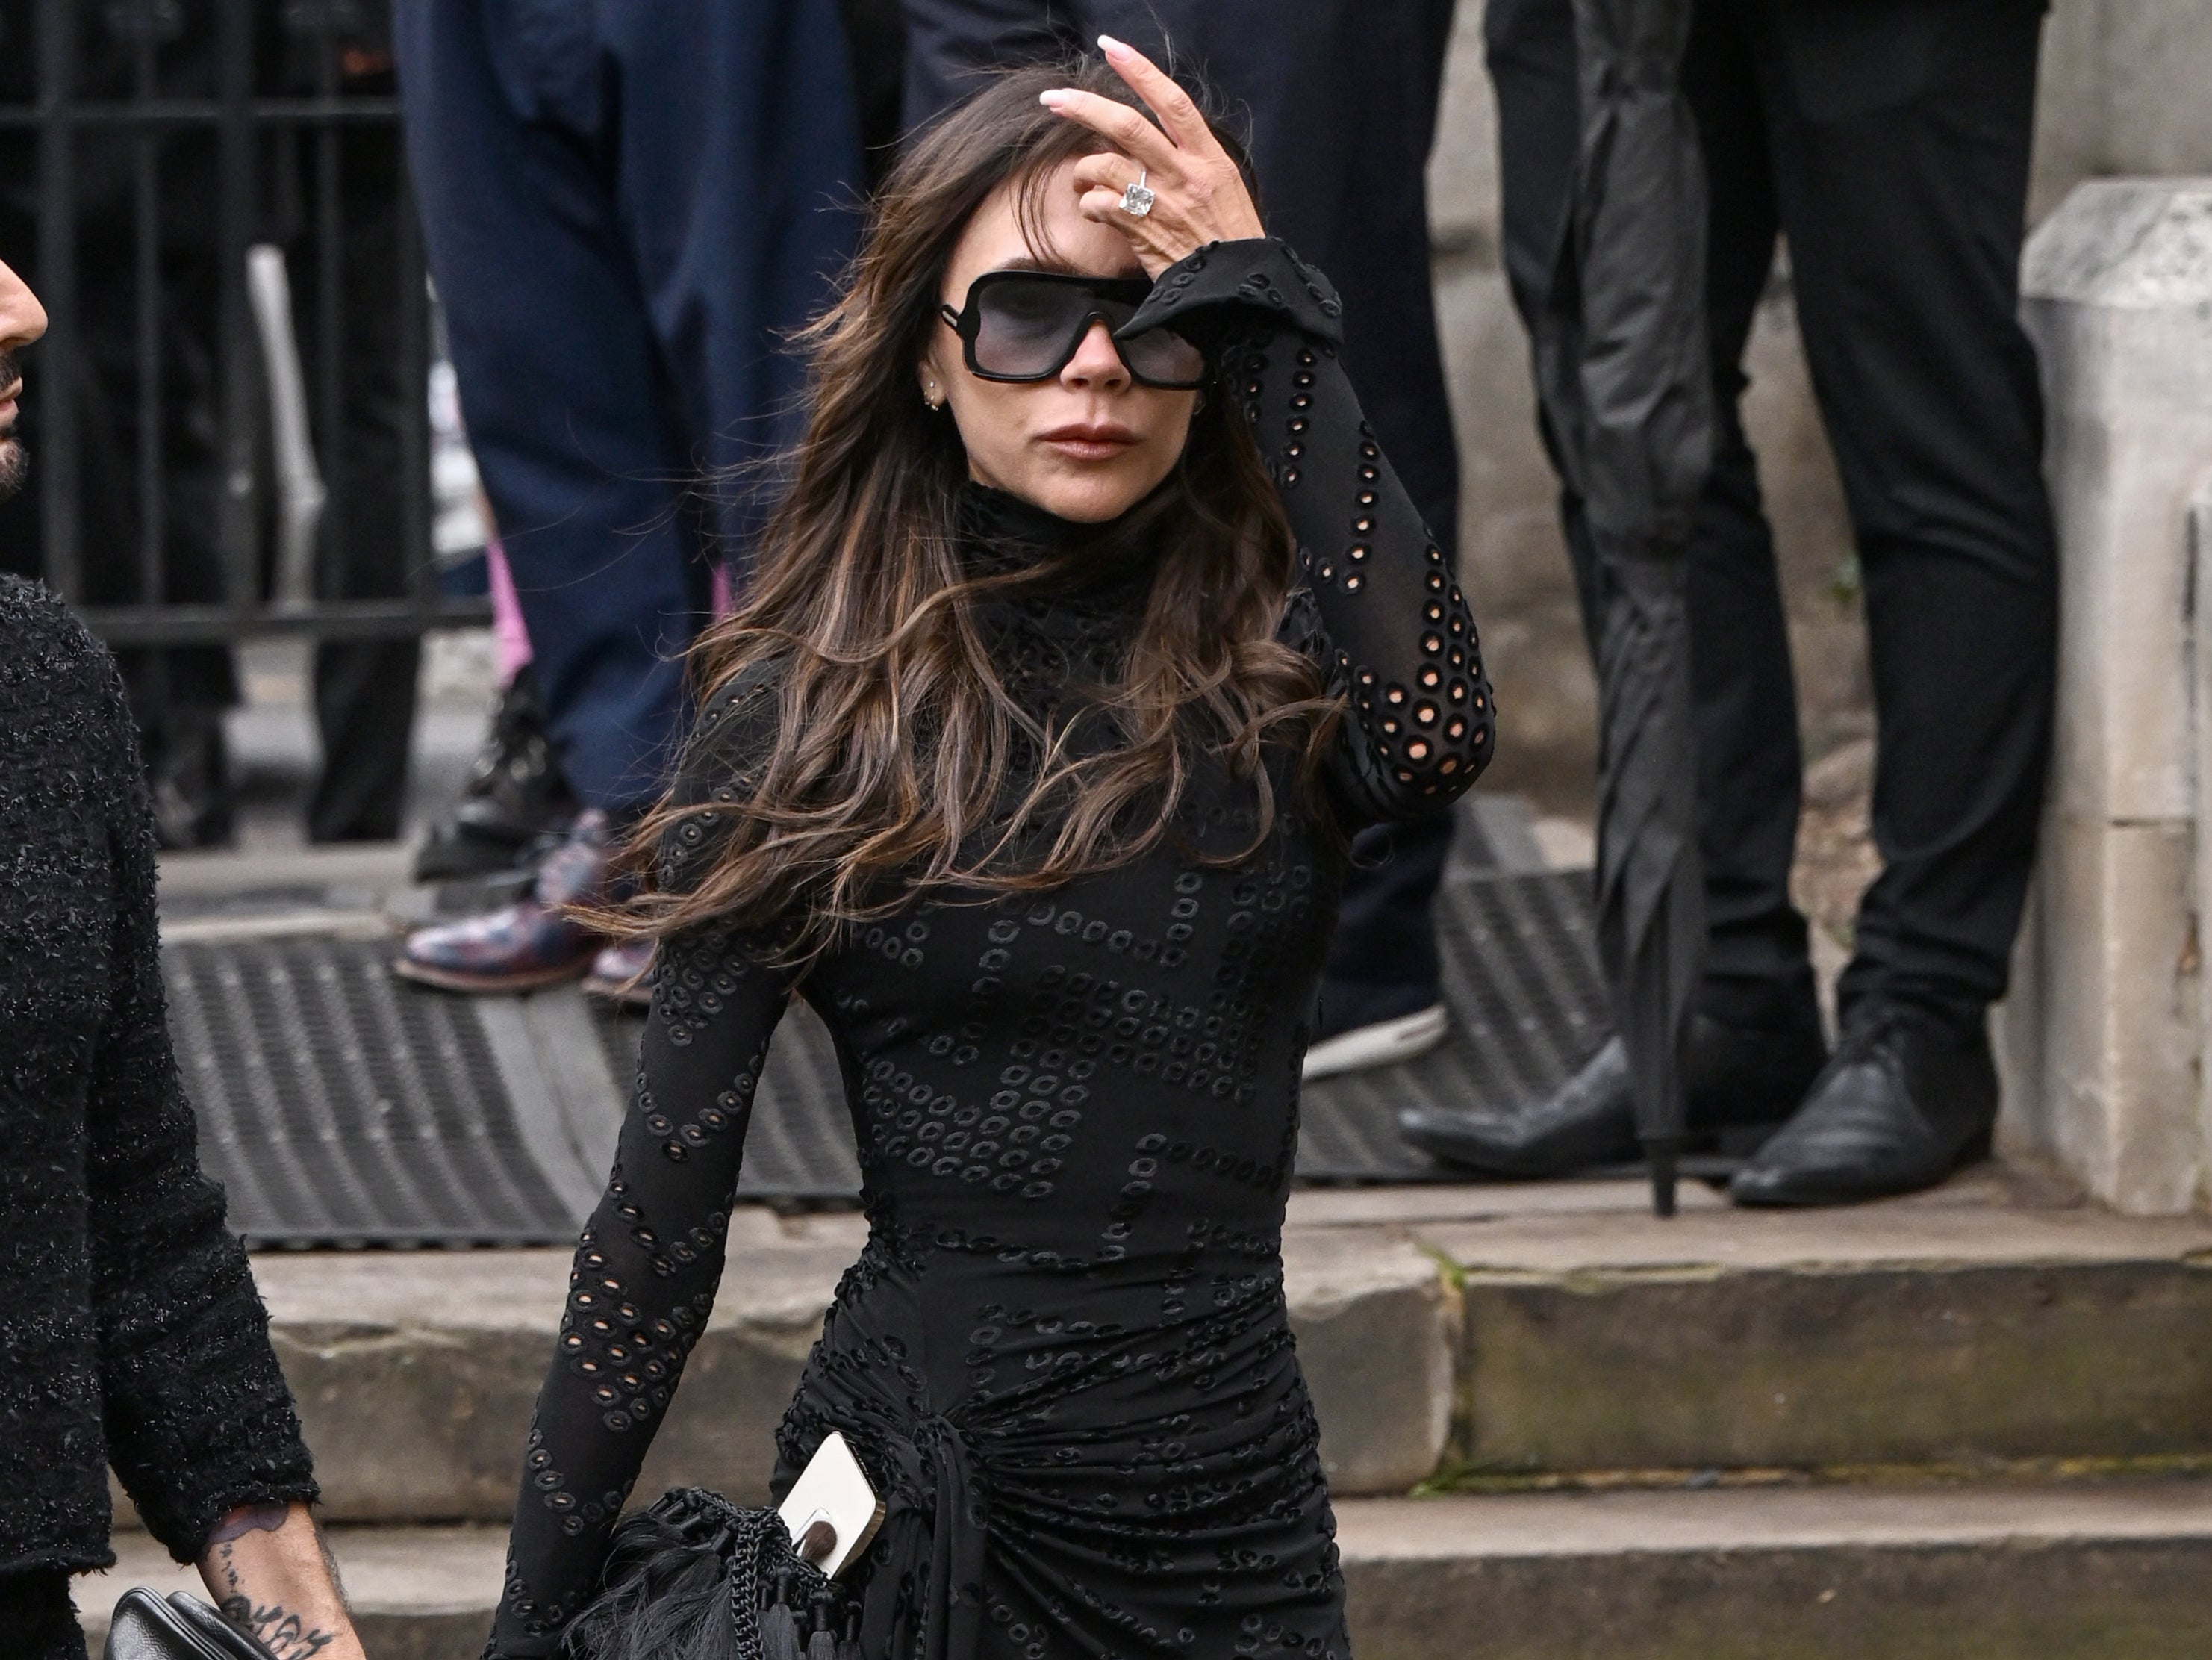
[197,1502,366,1660]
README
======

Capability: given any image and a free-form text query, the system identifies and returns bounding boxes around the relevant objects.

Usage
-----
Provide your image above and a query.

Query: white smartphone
[776,1431,886,1579]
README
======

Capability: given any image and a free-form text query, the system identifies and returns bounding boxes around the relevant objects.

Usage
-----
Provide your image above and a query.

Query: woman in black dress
[486,40,1491,1660]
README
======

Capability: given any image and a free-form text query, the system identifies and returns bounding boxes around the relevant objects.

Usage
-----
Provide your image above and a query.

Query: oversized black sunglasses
[938,270,1209,390]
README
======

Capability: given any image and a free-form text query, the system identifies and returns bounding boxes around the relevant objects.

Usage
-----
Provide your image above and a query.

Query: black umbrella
[1531,0,1714,1216]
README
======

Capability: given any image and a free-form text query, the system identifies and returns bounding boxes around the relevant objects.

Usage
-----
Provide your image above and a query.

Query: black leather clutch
[103,1588,276,1660]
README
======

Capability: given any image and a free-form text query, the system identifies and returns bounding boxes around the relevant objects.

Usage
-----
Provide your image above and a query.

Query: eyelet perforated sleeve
[1126,238,1495,824]
[487,683,797,1659]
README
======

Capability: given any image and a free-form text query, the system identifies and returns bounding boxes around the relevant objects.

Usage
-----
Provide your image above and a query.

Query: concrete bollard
[2001,179,2212,1214]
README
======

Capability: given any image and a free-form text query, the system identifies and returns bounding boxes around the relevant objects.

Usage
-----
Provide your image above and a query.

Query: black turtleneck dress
[489,239,1492,1660]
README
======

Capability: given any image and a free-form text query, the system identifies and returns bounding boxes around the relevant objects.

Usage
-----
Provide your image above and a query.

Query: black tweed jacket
[0,575,316,1574]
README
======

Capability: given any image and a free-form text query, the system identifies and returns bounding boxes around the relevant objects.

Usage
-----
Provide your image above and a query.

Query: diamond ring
[1120,168,1155,219]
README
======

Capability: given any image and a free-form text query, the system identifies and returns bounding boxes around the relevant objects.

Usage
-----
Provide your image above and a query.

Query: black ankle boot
[1398,1005,1827,1178]
[413,665,578,882]
[1730,1005,1996,1207]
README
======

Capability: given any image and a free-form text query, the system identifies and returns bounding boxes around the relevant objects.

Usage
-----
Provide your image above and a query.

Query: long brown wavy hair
[611,58,1339,966]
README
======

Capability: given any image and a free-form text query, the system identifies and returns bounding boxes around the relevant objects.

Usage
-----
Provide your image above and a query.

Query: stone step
[81,1481,2212,1660]
[249,1209,1457,1522]
[1416,1172,2212,1475]
[225,1173,2212,1525]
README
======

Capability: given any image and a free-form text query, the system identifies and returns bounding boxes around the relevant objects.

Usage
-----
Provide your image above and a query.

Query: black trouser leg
[1677,1,1815,1031]
[302,112,420,844]
[1747,0,2055,1032]
[1484,0,1580,327]
[310,638,418,842]
[64,246,239,842]
[1489,0,1816,1033]
[1324,816,1448,1012]
[1483,0,1601,659]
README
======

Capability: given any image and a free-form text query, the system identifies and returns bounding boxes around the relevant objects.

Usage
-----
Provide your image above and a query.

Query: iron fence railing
[1,0,487,644]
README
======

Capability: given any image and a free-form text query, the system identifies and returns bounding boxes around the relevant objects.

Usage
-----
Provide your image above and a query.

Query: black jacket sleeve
[1124,237,1495,824]
[84,653,318,1562]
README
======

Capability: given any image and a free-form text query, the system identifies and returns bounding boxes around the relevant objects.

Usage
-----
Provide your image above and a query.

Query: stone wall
[2001,180,2212,1213]
[2030,0,2212,222]
[1430,0,2212,810]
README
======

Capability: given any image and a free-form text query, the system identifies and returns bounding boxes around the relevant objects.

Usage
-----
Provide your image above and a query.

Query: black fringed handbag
[560,1488,867,1660]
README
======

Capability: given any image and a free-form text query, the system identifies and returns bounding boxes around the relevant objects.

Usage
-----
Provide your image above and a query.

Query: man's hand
[1041,36,1268,279]
[196,1502,367,1660]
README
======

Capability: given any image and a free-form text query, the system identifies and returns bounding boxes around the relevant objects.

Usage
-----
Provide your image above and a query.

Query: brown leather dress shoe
[394,807,619,993]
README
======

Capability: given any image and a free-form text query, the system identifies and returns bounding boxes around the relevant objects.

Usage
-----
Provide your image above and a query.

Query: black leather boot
[1729,1006,1996,1207]
[413,665,579,882]
[1398,1007,1828,1178]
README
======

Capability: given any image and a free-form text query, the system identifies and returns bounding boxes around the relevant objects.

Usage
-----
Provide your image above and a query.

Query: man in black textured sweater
[0,256,363,1658]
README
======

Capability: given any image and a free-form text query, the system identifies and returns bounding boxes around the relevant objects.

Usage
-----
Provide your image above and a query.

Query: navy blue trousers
[393,0,862,811]
[903,0,1462,1011]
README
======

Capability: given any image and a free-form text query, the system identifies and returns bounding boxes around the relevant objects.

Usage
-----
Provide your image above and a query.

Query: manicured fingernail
[1039,90,1068,105]
[1097,33,1130,55]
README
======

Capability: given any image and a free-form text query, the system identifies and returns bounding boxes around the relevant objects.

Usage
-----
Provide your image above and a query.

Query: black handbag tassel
[761,1569,803,1660]
[835,1606,865,1660]
[806,1587,843,1660]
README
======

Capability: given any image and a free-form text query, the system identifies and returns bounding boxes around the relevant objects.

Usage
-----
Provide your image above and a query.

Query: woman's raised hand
[1041,37,1266,279]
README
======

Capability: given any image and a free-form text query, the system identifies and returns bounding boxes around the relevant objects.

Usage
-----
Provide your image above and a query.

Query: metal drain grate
[588,868,1608,1201]
[593,1000,865,1204]
[1296,868,1605,1182]
[164,862,1613,1243]
[165,938,603,1246]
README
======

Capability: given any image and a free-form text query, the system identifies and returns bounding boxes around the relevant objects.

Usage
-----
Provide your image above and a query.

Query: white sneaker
[1302,1004,1448,1081]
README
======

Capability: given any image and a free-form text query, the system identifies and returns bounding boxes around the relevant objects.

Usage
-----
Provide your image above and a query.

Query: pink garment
[490,538,733,691]
[487,536,533,686]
